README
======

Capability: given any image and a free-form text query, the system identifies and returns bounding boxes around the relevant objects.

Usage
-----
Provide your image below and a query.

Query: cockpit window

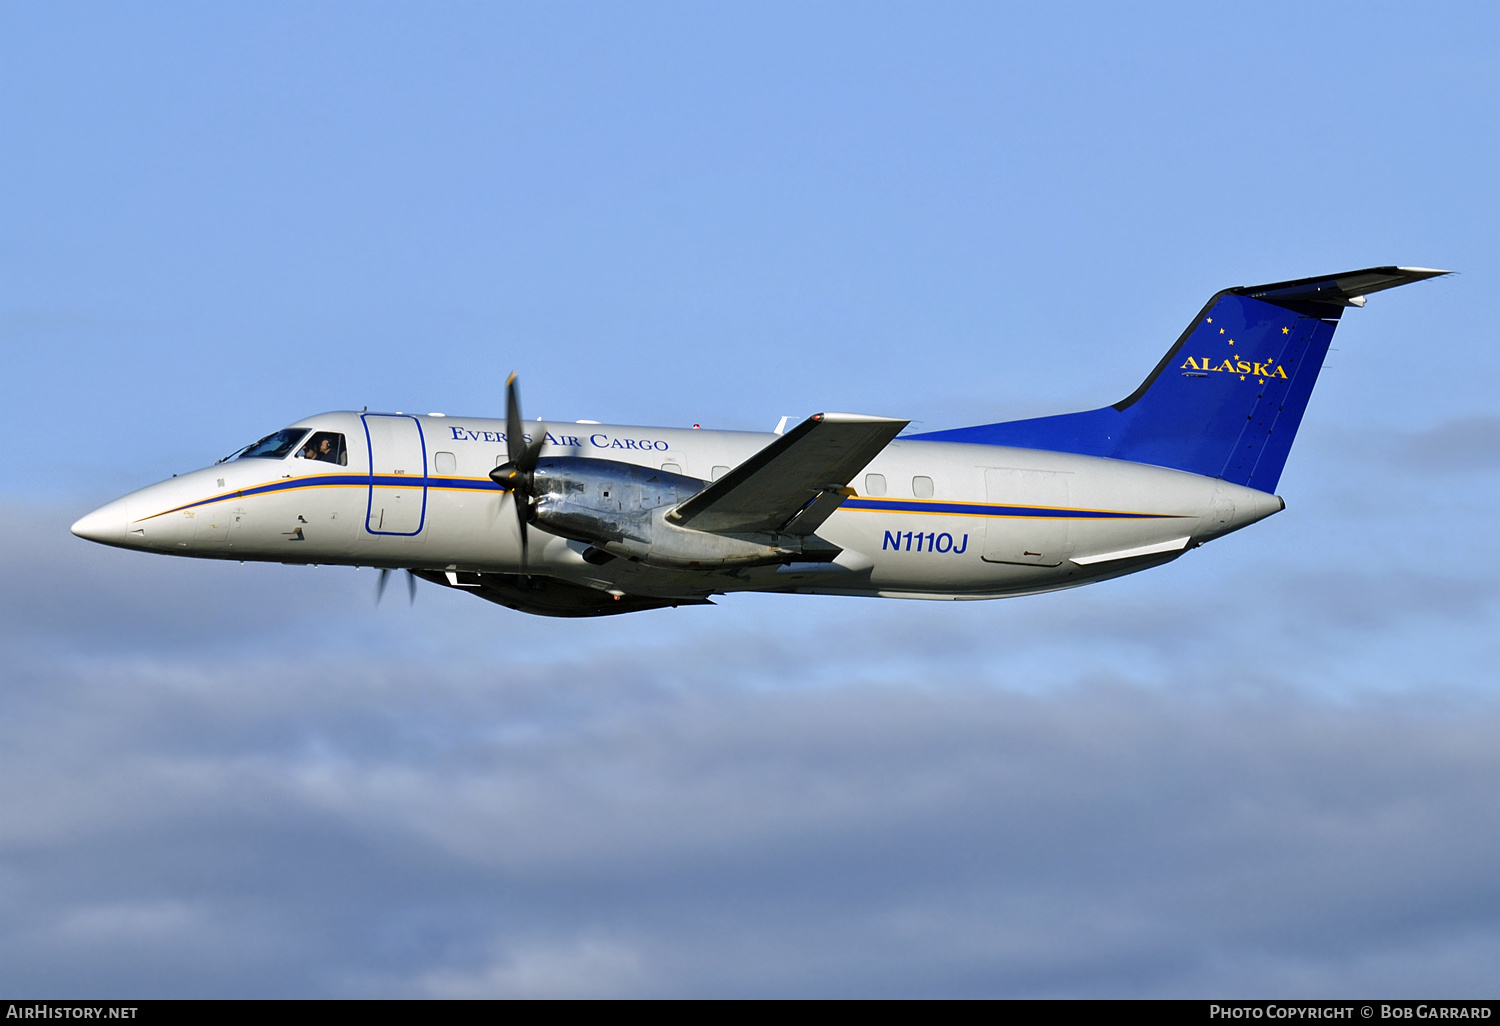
[230,428,310,461]
[296,431,347,466]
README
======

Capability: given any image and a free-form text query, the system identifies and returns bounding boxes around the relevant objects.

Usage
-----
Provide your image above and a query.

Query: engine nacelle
[527,457,834,569]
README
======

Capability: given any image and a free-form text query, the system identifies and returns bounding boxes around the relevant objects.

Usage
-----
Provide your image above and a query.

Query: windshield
[227,428,310,461]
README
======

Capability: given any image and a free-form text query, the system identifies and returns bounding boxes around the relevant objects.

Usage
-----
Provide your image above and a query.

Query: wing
[667,412,908,535]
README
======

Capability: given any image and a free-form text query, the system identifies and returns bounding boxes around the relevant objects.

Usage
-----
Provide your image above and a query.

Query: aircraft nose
[71,502,127,545]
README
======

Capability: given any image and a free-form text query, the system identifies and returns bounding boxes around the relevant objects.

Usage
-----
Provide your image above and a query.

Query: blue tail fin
[913,267,1448,492]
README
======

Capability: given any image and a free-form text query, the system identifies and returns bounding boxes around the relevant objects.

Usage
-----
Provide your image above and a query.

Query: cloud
[3,465,1498,997]
[417,937,649,999]
[5,631,1500,996]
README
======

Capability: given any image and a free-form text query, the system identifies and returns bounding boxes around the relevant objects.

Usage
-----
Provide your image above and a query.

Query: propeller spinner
[489,372,546,569]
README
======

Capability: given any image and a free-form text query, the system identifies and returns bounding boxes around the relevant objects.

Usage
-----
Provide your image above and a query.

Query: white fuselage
[72,411,1283,603]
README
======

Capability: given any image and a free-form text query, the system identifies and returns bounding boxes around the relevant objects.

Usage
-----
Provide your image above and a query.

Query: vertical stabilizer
[912,267,1449,492]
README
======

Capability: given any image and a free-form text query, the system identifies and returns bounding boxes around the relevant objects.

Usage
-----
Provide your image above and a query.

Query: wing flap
[669,413,908,534]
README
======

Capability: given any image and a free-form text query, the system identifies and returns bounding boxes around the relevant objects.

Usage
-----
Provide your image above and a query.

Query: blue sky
[2,2,1498,997]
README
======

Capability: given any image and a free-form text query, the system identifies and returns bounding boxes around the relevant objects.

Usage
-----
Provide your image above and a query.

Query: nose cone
[71,501,129,546]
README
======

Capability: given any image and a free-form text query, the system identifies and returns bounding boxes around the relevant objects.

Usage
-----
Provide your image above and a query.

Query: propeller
[489,372,546,570]
[376,567,418,605]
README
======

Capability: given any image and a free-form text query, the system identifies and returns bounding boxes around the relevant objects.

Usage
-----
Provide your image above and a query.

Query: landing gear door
[363,414,428,535]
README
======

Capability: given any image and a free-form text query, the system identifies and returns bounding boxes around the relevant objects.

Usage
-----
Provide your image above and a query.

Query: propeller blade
[499,372,539,573]
[515,488,529,571]
[505,372,526,468]
[518,436,546,474]
[376,567,390,605]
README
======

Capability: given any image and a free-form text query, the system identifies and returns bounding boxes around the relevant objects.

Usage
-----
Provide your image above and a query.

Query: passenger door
[363,414,428,535]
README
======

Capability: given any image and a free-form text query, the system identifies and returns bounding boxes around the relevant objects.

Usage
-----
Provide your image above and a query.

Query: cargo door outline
[981,467,1072,566]
[363,414,429,536]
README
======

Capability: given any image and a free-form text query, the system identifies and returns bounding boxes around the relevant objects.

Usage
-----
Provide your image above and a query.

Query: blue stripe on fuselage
[137,475,1185,524]
[135,474,504,521]
[838,497,1182,519]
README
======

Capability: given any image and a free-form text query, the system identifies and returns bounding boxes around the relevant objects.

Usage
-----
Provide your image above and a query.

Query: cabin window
[711,466,730,481]
[434,451,457,475]
[912,476,934,498]
[295,432,347,466]
[864,473,887,496]
[661,462,682,474]
[235,428,309,461]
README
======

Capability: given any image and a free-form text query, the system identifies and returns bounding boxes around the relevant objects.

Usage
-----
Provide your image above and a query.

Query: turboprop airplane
[72,266,1447,617]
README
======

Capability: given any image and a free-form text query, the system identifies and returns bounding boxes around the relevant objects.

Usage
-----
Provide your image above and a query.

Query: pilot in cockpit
[299,437,331,461]
[297,432,346,465]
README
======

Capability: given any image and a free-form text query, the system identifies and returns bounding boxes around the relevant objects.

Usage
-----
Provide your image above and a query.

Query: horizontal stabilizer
[669,412,908,534]
[1238,266,1449,307]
